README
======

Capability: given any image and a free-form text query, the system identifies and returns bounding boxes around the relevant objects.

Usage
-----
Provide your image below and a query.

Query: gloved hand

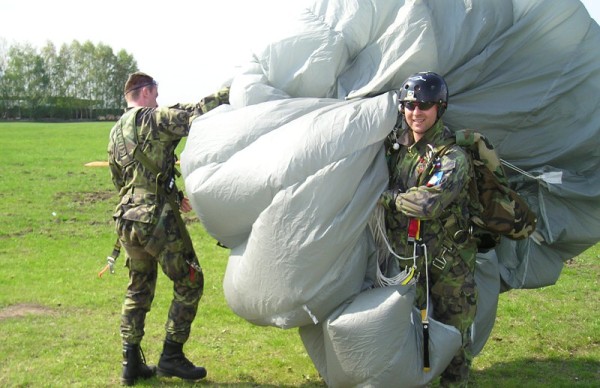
[379,188,401,211]
[199,87,230,113]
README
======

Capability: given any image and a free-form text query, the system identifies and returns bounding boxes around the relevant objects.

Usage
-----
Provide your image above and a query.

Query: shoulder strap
[118,108,180,181]
[113,108,142,168]
[416,136,456,186]
[455,129,508,184]
[123,109,192,252]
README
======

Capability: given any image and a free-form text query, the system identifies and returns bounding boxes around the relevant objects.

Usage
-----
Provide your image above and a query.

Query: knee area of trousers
[175,270,204,296]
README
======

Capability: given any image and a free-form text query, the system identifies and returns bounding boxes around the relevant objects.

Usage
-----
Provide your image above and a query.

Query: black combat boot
[121,343,157,386]
[157,339,207,381]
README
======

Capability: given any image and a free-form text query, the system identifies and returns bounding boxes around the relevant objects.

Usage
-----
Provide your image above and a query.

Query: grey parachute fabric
[181,0,600,385]
[183,93,396,328]
[299,285,462,387]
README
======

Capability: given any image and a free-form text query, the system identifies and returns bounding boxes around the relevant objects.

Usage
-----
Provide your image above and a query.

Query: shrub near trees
[0,39,137,120]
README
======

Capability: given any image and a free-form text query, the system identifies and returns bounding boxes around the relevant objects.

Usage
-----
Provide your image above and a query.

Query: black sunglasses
[402,101,436,111]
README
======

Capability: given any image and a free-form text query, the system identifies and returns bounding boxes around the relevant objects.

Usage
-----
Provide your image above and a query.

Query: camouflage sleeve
[149,106,196,140]
[165,87,230,127]
[107,131,124,192]
[199,87,230,114]
[108,159,123,192]
[168,103,199,114]
[396,145,470,220]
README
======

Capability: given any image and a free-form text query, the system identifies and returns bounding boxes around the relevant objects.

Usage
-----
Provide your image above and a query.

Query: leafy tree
[114,49,137,108]
[0,38,9,117]
[0,44,41,118]
[0,38,7,77]
[0,39,137,120]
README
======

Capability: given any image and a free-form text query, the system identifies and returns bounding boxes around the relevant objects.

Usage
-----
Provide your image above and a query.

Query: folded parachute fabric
[300,285,461,387]
[182,92,397,328]
[182,98,339,248]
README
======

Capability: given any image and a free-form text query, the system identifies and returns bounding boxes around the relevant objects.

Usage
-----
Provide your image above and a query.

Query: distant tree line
[0,39,138,120]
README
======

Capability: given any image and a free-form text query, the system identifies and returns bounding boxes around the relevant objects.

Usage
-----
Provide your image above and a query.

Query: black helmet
[399,72,448,118]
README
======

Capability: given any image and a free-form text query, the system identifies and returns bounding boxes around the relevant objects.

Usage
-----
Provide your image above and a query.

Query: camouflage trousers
[115,206,204,345]
[414,245,478,386]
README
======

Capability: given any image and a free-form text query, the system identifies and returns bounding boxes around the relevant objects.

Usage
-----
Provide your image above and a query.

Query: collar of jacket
[399,119,445,147]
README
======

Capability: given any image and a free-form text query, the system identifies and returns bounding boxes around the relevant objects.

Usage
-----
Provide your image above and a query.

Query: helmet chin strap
[402,117,409,131]
[437,102,447,119]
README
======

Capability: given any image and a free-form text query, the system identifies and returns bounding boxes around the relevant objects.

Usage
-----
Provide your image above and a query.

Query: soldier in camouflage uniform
[107,72,229,386]
[380,72,477,387]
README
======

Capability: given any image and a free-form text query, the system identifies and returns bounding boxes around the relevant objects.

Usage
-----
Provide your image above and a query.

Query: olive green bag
[440,129,538,249]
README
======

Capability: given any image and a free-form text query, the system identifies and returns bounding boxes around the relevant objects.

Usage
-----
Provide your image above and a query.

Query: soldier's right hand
[180,196,193,213]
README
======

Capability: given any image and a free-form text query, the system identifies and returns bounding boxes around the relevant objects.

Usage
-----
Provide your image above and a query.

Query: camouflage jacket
[383,119,475,258]
[107,89,229,224]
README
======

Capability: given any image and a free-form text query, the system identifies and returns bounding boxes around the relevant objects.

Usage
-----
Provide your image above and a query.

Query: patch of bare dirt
[1,227,34,239]
[0,303,58,320]
[54,190,115,206]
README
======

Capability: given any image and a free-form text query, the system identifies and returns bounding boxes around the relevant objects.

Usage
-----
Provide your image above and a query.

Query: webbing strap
[131,147,193,253]
[124,115,192,254]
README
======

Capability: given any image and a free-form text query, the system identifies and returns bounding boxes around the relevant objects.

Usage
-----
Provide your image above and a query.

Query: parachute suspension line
[502,158,564,187]
[369,207,430,369]
[369,205,417,287]
[500,159,538,181]
[503,159,563,187]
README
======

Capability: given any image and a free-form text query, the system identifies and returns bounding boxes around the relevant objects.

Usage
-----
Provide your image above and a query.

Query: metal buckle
[453,229,468,244]
[431,251,448,271]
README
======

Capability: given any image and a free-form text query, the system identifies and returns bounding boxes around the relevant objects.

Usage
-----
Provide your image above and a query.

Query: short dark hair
[124,72,157,96]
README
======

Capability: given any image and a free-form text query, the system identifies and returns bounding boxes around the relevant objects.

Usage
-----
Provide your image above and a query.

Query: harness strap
[120,109,193,256]
[130,146,193,253]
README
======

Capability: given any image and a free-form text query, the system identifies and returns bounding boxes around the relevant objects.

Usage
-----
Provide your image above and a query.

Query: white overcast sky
[1,0,599,106]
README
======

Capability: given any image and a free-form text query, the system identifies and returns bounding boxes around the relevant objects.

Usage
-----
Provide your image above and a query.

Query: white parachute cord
[502,158,565,187]
[369,205,417,287]
[500,158,538,180]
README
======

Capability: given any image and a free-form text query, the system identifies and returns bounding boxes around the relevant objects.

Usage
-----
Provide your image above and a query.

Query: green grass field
[0,122,598,387]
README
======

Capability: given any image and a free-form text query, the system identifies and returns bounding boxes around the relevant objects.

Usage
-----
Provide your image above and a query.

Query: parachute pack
[438,129,537,249]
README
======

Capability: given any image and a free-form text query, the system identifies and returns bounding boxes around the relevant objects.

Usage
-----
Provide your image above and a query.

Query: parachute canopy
[181,0,600,385]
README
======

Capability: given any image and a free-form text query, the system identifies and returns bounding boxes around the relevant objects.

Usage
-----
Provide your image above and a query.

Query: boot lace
[176,353,195,368]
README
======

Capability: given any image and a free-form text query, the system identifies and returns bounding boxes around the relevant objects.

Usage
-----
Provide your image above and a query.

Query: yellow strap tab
[400,266,416,285]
